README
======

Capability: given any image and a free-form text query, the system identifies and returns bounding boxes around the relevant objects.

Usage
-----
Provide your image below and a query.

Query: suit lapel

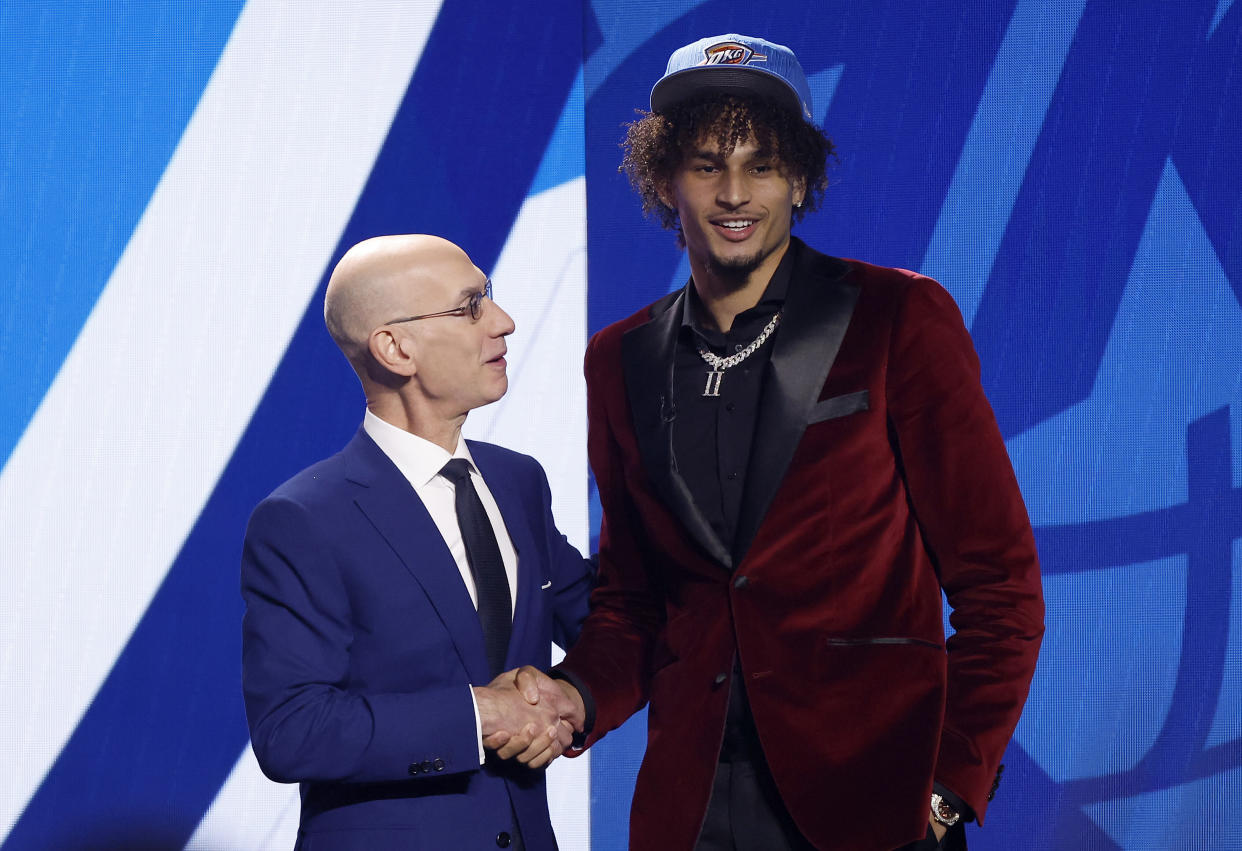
[733,244,859,563]
[622,290,733,568]
[344,430,491,684]
[469,444,540,671]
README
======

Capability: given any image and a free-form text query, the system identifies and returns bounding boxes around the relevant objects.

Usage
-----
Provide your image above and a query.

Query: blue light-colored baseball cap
[649,34,814,123]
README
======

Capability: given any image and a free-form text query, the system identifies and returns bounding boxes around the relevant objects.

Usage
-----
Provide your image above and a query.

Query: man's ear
[792,176,807,209]
[656,179,675,210]
[369,327,418,377]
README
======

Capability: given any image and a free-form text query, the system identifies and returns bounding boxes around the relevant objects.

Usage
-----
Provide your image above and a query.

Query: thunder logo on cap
[699,41,767,66]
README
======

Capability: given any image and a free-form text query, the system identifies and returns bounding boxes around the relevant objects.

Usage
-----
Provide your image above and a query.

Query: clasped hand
[473,666,585,769]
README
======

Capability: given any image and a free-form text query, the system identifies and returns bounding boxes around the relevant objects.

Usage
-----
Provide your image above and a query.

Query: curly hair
[620,92,835,243]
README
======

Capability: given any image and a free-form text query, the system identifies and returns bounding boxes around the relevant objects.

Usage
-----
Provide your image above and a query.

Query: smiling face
[662,132,805,286]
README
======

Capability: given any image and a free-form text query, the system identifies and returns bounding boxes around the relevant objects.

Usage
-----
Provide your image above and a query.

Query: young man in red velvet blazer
[542,34,1044,850]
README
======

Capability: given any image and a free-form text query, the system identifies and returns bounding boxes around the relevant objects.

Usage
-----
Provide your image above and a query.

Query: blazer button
[433,758,446,772]
[988,764,1005,801]
[713,672,727,686]
[420,760,433,774]
[495,831,512,847]
[734,575,749,589]
[407,763,421,776]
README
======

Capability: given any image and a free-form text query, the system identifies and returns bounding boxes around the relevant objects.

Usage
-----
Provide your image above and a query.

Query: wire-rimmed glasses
[384,279,493,324]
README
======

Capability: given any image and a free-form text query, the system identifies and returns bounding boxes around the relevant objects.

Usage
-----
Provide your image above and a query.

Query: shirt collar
[362,408,475,489]
[679,238,798,339]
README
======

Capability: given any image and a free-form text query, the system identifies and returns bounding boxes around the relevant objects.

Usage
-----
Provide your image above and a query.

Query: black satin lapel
[734,255,859,562]
[622,292,733,568]
[346,434,490,683]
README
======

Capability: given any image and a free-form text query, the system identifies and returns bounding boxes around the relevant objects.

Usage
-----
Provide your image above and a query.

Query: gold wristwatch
[930,792,961,829]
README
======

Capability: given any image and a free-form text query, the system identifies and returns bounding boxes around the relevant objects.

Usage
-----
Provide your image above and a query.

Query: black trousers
[898,822,968,851]
[695,668,968,851]
[693,756,968,851]
[695,758,815,851]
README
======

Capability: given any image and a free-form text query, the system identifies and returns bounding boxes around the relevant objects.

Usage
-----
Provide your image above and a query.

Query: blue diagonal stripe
[920,0,1088,327]
[970,0,1221,438]
[1,1,583,846]
[0,0,245,472]
[1211,0,1236,35]
[528,69,586,196]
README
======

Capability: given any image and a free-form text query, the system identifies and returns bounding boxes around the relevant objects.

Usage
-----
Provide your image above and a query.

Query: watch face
[932,795,961,826]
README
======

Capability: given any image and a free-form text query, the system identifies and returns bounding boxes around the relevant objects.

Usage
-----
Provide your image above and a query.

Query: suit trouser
[695,757,815,850]
[899,822,967,851]
[693,668,968,851]
[694,667,814,850]
[695,756,967,851]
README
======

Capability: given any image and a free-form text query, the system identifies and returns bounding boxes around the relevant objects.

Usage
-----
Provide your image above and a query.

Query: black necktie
[440,459,511,677]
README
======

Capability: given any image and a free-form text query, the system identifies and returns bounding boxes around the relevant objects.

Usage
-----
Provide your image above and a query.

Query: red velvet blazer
[560,239,1044,851]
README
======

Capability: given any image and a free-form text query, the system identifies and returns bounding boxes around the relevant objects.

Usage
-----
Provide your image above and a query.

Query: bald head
[324,234,480,367]
[322,234,514,444]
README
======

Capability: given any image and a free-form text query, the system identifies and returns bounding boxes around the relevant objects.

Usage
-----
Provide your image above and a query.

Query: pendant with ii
[703,370,724,397]
[696,311,781,399]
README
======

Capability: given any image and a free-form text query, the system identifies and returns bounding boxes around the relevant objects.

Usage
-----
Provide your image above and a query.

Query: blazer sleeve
[528,457,595,652]
[240,494,481,785]
[556,329,667,744]
[885,275,1045,821]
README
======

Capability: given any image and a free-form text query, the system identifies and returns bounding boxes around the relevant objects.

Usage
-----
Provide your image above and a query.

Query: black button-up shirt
[671,247,794,556]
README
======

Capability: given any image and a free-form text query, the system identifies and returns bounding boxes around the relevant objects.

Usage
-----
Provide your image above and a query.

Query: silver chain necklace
[697,312,781,397]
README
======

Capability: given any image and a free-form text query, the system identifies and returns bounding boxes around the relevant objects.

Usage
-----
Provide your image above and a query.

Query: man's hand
[511,666,585,735]
[473,666,582,768]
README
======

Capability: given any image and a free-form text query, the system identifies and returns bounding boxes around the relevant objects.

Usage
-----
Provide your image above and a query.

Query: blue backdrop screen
[1,2,1238,849]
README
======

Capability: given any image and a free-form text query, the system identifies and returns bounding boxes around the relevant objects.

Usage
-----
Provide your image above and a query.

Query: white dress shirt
[363,409,521,761]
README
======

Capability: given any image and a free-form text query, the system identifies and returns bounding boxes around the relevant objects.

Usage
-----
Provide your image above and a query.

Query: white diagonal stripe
[187,746,301,851]
[466,177,589,545]
[0,0,440,840]
[465,176,591,849]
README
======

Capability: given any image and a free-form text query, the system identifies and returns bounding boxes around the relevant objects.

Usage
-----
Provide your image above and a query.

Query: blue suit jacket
[241,428,593,850]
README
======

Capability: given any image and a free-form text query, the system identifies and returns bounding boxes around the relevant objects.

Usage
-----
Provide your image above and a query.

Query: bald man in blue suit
[241,235,592,850]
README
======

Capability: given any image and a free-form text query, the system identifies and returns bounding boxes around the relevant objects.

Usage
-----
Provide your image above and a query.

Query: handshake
[472,666,586,769]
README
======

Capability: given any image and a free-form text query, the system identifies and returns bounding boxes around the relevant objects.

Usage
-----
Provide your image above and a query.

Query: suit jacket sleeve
[241,494,481,785]
[531,457,595,652]
[556,329,666,742]
[886,275,1045,820]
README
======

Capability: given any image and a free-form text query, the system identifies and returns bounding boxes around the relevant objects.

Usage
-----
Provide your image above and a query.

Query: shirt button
[727,472,738,480]
[725,402,736,413]
[496,832,513,847]
[734,575,749,589]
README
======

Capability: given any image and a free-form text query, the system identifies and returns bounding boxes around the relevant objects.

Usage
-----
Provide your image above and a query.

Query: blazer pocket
[815,634,947,683]
[822,635,944,651]
[808,389,870,424]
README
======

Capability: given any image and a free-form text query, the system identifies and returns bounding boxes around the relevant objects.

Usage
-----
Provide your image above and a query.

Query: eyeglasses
[384,279,493,324]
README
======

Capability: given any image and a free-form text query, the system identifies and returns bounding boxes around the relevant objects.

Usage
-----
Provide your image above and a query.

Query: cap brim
[650,66,804,117]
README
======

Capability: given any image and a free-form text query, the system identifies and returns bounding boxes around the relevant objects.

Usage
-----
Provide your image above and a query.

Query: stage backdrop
[1,2,1238,849]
